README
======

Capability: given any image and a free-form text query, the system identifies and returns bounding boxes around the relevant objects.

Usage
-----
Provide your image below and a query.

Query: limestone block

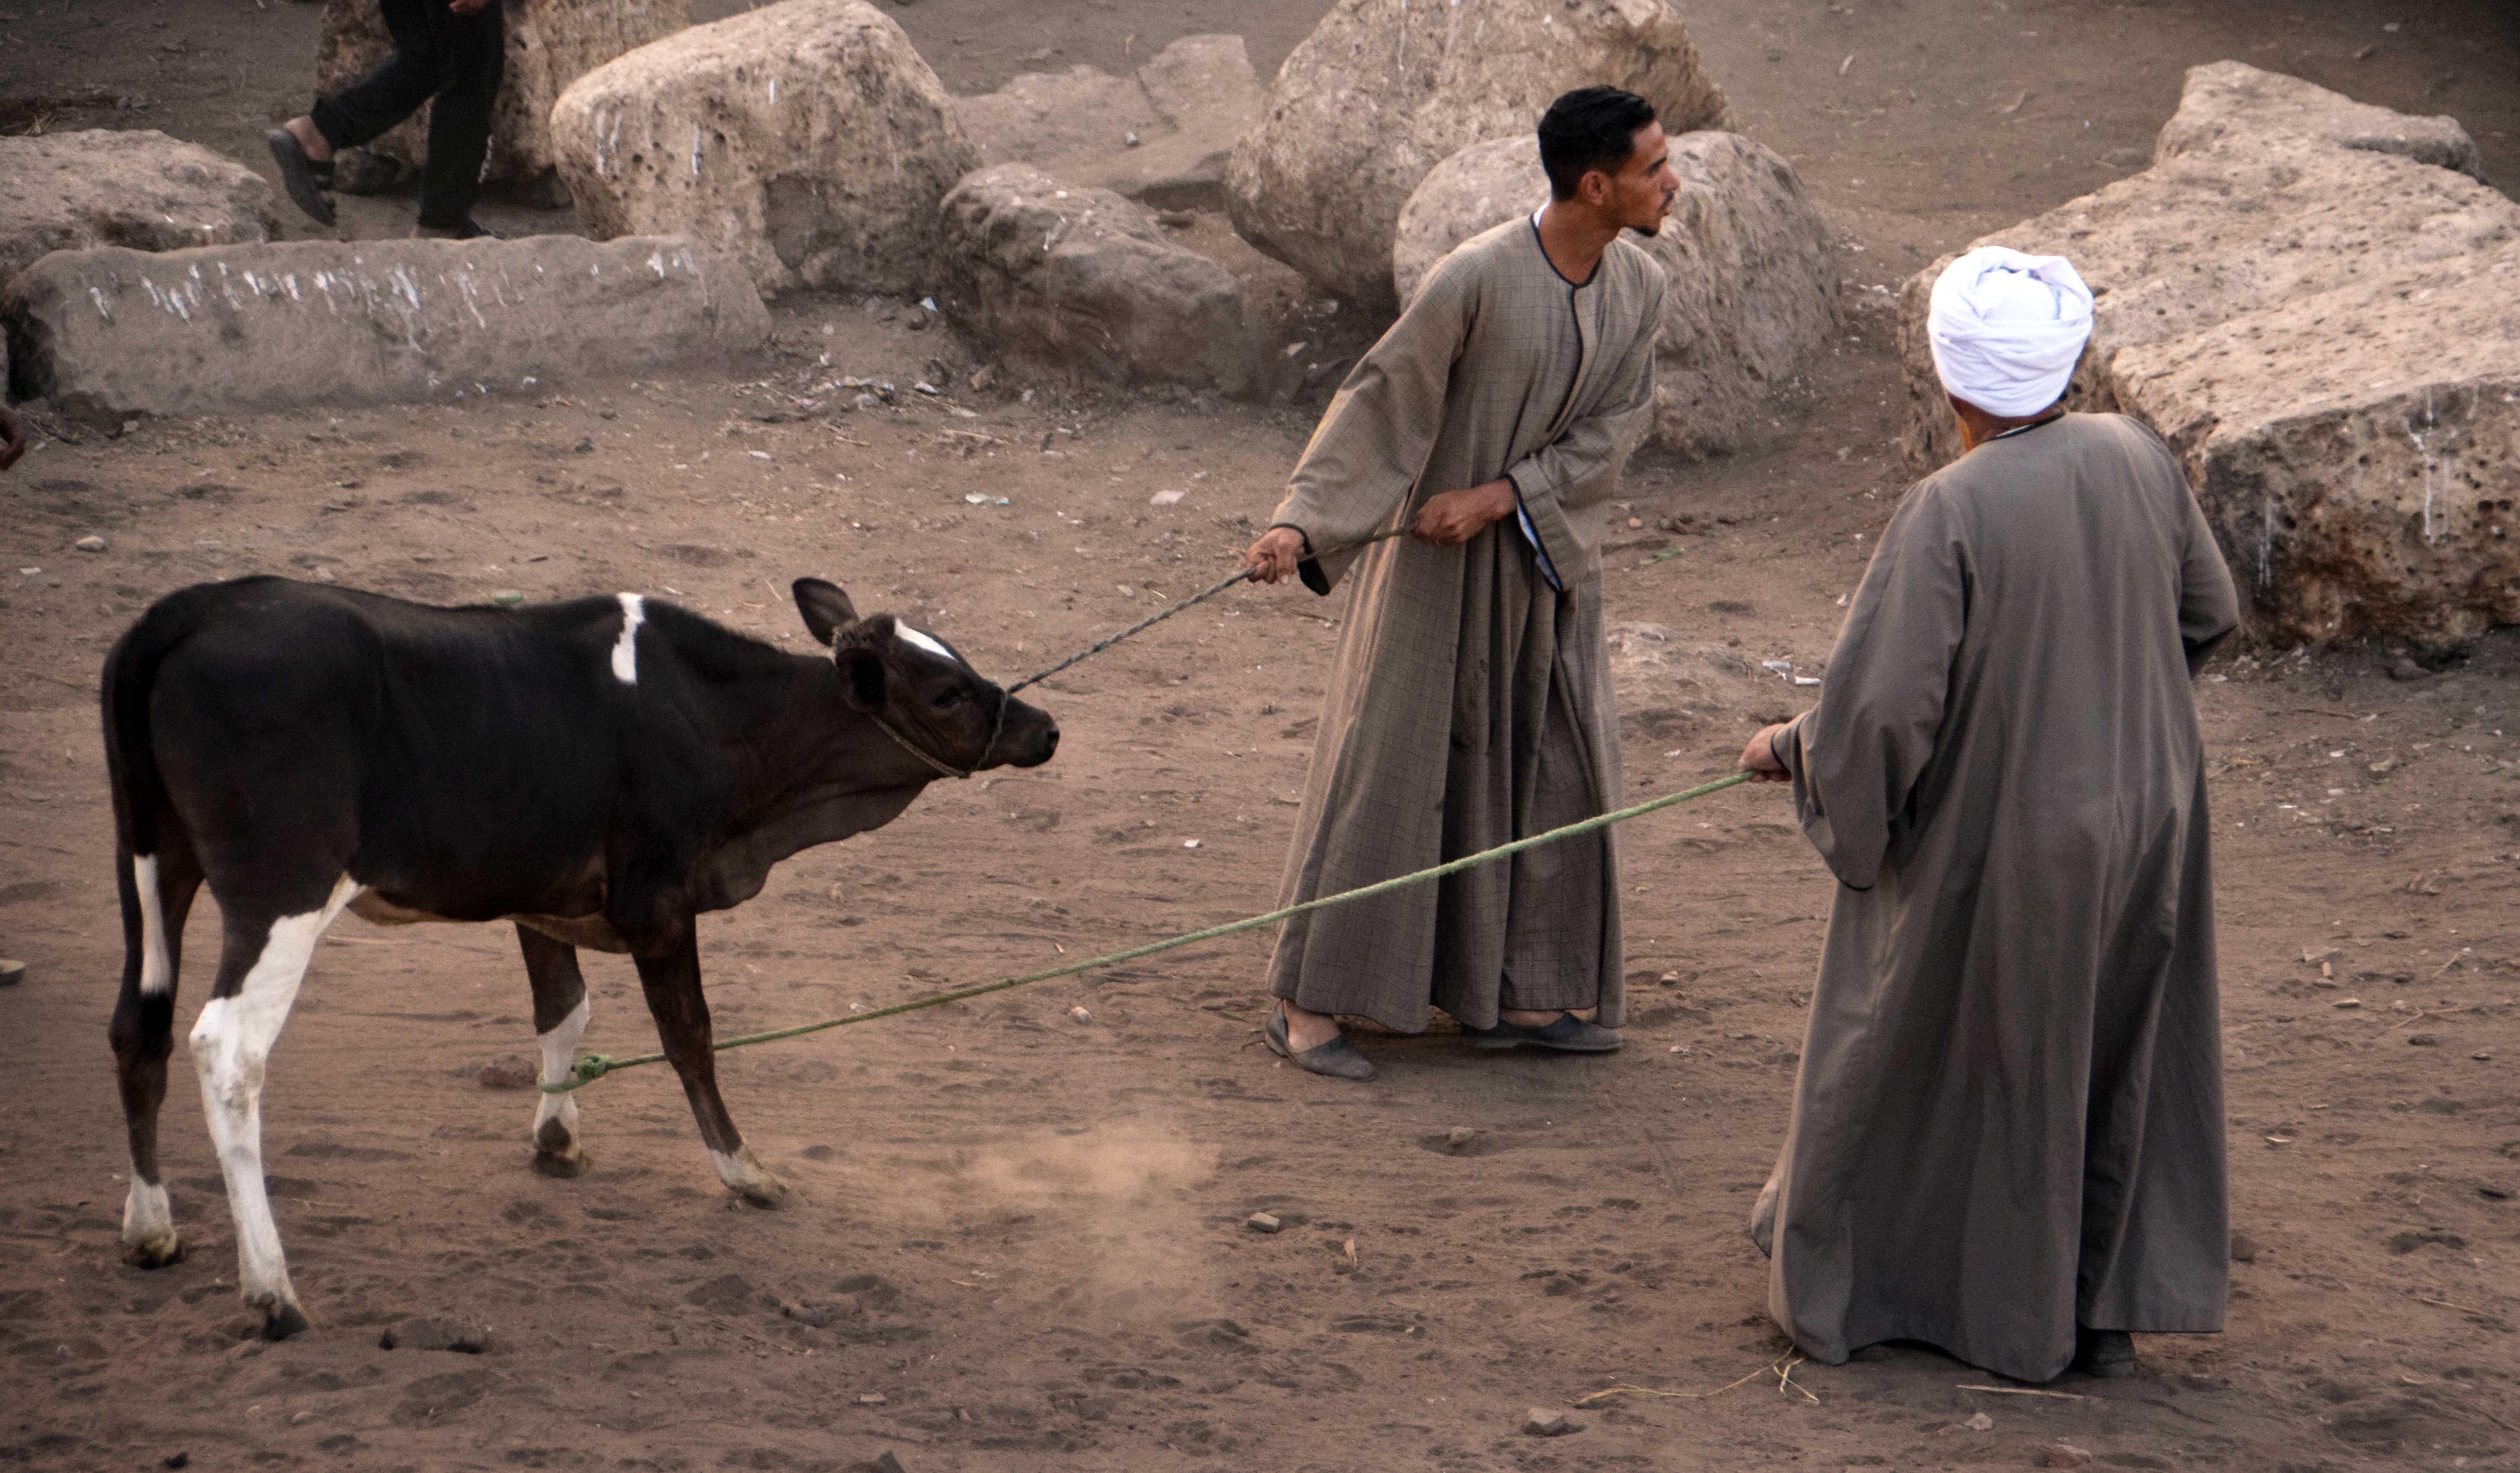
[955,35,1264,212]
[2113,243,2520,647]
[317,0,689,201]
[2153,59,2482,179]
[551,0,976,297]
[1226,0,1729,309]
[0,130,278,284]
[1395,131,1834,457]
[940,163,1257,395]
[2,235,768,421]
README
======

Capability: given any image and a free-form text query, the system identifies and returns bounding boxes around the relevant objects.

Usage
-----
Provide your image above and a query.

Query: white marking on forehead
[895,623,961,666]
[612,593,645,685]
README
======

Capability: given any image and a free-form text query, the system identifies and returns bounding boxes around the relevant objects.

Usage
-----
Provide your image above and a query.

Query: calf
[101,575,1057,1339]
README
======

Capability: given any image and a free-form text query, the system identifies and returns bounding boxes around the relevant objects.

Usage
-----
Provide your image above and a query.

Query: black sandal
[267,127,336,227]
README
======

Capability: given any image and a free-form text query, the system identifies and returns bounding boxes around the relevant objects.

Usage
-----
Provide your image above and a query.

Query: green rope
[544,771,1756,1093]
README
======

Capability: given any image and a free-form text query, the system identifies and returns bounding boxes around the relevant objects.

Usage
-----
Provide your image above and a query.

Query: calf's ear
[833,645,888,712]
[794,579,859,647]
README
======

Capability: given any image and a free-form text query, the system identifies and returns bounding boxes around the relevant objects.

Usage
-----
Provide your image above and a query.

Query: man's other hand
[1245,526,1308,585]
[1412,480,1517,546]
[0,406,26,472]
[1739,723,1793,782]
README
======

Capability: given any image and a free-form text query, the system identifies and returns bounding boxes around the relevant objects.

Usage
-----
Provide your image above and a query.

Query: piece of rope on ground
[1574,1353,1817,1408]
[544,770,1756,1093]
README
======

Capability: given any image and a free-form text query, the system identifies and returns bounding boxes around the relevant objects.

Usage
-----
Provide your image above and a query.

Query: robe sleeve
[1774,482,1970,891]
[1267,254,1477,594]
[2176,477,2241,675]
[1501,272,1665,588]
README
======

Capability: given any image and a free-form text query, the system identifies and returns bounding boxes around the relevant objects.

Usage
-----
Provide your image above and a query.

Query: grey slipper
[2074,1327,2137,1379]
[1264,1007,1374,1081]
[1465,1013,1623,1052]
[267,127,336,227]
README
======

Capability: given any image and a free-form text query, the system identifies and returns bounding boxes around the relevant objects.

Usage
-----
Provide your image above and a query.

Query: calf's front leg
[631,924,788,1206]
[517,923,593,1177]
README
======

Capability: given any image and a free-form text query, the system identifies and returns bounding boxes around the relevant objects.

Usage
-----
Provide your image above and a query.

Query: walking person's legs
[272,0,439,225]
[412,0,504,235]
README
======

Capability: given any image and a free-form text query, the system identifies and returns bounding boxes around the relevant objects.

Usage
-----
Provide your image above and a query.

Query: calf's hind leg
[110,840,204,1268]
[192,874,360,1340]
[517,923,593,1177]
[632,927,788,1206]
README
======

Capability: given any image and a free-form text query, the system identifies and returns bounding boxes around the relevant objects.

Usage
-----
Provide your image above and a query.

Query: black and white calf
[102,576,1056,1339]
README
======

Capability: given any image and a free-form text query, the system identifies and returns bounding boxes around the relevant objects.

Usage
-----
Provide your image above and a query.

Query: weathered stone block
[1226,0,1729,309]
[317,0,689,201]
[940,164,1256,395]
[1891,61,2520,647]
[0,130,278,285]
[2152,58,2482,178]
[2,235,768,421]
[955,34,1263,212]
[1396,131,1834,457]
[550,0,976,298]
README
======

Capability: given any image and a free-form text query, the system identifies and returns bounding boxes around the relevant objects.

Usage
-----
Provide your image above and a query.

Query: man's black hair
[1537,86,1658,201]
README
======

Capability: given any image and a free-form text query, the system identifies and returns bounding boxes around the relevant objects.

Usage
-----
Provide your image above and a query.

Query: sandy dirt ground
[5,2,2520,1471]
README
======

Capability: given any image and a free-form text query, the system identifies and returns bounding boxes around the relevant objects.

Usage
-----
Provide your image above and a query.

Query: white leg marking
[134,854,173,995]
[612,592,646,685]
[122,1178,175,1260]
[533,994,591,1148]
[189,874,359,1318]
[709,1145,788,1205]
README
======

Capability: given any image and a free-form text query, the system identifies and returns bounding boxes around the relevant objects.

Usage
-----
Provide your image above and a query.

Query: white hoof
[711,1145,788,1207]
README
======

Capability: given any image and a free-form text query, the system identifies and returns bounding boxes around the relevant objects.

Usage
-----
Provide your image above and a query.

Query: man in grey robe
[1738,246,2241,1382]
[1241,87,1676,1081]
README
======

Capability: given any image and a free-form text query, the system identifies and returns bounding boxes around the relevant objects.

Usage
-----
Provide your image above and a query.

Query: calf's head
[794,578,1059,773]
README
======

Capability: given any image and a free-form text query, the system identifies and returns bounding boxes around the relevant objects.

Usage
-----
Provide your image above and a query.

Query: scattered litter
[914,382,942,396]
[962,493,1010,506]
[1149,489,1186,506]
[1067,1005,1093,1025]
[74,535,107,553]
[856,1392,887,1406]
[1182,839,1201,849]
[491,590,523,606]
[1793,676,1822,687]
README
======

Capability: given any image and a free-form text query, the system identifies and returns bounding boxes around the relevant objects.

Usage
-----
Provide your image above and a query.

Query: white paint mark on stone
[612,593,646,684]
[135,853,173,996]
[89,286,113,322]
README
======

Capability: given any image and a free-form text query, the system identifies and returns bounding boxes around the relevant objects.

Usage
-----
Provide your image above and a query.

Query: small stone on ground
[1522,1407,1576,1436]
[1244,1211,1281,1233]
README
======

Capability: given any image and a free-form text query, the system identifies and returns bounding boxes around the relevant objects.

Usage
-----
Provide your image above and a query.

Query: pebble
[872,1453,908,1473]
[1245,1211,1282,1234]
[0,959,24,987]
[1963,1411,1994,1431]
[2041,1444,2096,1468]
[780,1298,835,1328]
[1522,1408,1577,1436]
[2407,1032,2441,1046]
[377,1316,490,1353]
[492,590,524,606]
[856,1392,887,1405]
[1445,1126,1479,1149]
[572,437,594,453]
[163,1456,189,1470]
[2229,1232,2260,1263]
[476,1056,539,1090]
[1067,1006,1093,1025]
[969,365,996,391]
[288,1411,315,1426]
[75,535,107,553]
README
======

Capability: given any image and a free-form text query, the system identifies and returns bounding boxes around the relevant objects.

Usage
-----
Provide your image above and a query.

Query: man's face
[1598,121,1680,234]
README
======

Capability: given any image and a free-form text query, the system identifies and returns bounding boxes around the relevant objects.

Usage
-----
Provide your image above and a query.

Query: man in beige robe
[1739,247,2240,1382]
[1241,86,1676,1081]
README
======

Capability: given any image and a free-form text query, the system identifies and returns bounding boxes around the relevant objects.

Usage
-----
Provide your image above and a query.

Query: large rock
[1395,131,1834,457]
[940,164,1257,395]
[955,35,1262,212]
[1226,0,1730,309]
[551,0,977,297]
[1893,62,2520,647]
[2112,241,2520,646]
[0,130,278,285]
[2,235,769,421]
[2152,59,2483,179]
[317,0,689,205]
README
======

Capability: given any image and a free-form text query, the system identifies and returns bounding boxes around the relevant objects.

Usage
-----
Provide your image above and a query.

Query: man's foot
[1263,1005,1373,1081]
[2074,1327,2137,1379]
[1464,1012,1622,1052]
[267,125,336,227]
[412,218,503,241]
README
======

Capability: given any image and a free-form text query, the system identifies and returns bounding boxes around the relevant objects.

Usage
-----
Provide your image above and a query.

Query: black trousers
[311,0,504,228]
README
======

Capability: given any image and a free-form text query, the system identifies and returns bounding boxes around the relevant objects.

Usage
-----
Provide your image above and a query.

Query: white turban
[1926,246,2094,418]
